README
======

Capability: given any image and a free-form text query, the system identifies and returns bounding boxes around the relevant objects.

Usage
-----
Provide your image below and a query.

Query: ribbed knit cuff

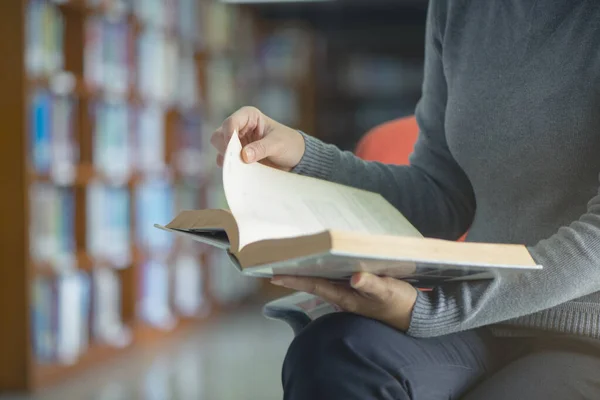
[406,290,463,338]
[291,131,336,181]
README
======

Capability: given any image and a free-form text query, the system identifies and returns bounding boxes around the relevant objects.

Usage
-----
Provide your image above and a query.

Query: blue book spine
[30,90,52,173]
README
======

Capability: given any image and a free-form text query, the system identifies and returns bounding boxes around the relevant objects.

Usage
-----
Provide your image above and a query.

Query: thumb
[350,272,390,301]
[242,134,281,163]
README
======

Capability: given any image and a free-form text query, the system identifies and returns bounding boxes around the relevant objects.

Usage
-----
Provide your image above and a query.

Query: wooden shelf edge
[29,164,177,187]
[31,250,140,276]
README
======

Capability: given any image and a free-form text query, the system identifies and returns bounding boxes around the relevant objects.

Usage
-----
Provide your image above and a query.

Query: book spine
[92,268,129,346]
[30,90,52,174]
[139,260,175,329]
[135,180,174,256]
[173,255,204,317]
[31,276,55,363]
[135,104,165,174]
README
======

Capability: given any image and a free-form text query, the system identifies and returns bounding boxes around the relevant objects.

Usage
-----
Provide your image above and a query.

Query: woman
[211,1,600,399]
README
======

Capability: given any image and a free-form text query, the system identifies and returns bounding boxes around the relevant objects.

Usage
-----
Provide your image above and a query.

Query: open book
[155,132,541,285]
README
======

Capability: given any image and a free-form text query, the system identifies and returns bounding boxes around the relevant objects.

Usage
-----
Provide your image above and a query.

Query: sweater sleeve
[407,196,600,338]
[293,1,474,240]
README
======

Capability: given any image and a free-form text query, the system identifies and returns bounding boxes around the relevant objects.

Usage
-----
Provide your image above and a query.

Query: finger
[271,276,360,313]
[222,107,262,140]
[350,272,392,302]
[216,154,224,167]
[242,134,283,163]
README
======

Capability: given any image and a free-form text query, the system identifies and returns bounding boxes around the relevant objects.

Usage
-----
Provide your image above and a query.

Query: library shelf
[30,164,176,187]
[31,250,146,276]
[1,0,263,393]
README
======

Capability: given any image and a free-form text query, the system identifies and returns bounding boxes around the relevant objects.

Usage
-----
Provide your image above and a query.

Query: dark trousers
[282,313,600,400]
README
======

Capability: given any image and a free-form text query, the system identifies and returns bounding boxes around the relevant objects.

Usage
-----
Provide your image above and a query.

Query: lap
[283,313,508,400]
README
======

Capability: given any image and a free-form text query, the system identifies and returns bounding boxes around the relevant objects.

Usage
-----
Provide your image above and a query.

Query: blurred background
[0,0,427,398]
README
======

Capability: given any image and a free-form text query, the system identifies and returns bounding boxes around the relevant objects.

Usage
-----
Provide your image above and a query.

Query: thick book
[155,132,542,285]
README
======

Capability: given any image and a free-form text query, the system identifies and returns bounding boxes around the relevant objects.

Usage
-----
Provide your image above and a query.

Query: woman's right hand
[210,106,306,172]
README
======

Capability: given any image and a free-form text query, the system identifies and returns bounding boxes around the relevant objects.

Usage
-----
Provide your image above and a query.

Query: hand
[210,106,306,171]
[271,272,419,331]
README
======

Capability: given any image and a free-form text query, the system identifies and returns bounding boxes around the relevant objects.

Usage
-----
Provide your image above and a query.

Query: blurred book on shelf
[91,268,131,347]
[29,90,52,174]
[84,16,132,95]
[173,254,206,317]
[87,183,131,267]
[177,44,201,109]
[26,0,64,78]
[30,183,76,270]
[135,179,174,256]
[137,29,178,104]
[132,0,176,31]
[177,0,200,41]
[138,259,176,329]
[31,271,91,365]
[87,0,130,14]
[31,276,54,363]
[203,1,235,52]
[56,271,91,365]
[92,100,133,183]
[29,89,78,184]
[134,104,166,175]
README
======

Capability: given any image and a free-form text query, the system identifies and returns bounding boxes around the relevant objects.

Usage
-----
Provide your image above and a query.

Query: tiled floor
[1,306,293,400]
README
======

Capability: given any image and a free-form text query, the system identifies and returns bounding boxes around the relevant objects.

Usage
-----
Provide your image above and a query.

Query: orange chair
[355,116,467,241]
[355,116,419,164]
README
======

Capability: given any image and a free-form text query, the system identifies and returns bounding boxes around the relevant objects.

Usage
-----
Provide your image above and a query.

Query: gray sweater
[293,0,600,339]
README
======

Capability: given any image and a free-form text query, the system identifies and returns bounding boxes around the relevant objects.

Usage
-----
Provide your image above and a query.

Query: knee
[282,312,403,380]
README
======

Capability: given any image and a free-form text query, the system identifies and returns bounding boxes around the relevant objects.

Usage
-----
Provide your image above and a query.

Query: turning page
[223,132,422,249]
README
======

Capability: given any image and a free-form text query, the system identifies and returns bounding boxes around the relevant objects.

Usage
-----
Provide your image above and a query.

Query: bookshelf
[0,0,258,392]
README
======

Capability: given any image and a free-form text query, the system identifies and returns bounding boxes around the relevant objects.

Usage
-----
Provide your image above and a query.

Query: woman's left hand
[271,272,419,332]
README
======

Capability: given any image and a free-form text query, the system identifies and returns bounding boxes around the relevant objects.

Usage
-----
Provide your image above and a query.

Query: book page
[223,132,422,249]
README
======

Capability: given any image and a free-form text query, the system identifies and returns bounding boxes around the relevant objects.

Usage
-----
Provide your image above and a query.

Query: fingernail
[244,147,255,162]
[351,273,365,289]
[270,278,284,286]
